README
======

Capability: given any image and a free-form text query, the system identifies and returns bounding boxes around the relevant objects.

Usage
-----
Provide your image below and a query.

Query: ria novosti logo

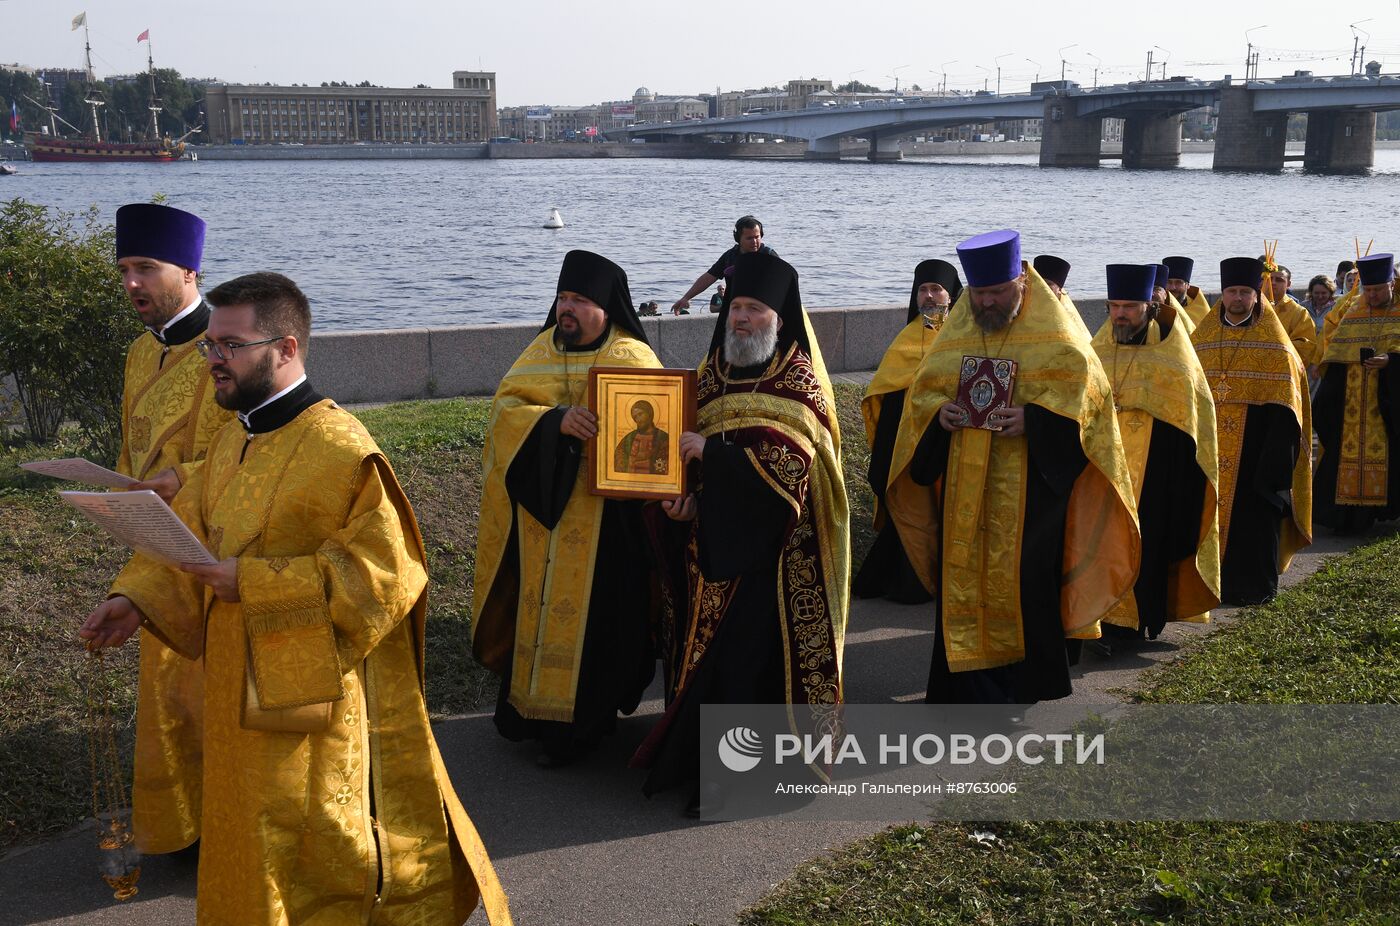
[717,726,764,772]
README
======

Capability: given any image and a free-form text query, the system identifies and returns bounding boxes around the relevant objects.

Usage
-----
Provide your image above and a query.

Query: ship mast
[144,33,163,141]
[81,20,104,142]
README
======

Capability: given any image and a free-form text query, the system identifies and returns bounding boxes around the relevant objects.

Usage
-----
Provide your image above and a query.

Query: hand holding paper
[130,466,182,504]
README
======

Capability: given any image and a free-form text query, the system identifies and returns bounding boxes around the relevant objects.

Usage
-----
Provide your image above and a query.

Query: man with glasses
[110,202,233,857]
[82,272,511,925]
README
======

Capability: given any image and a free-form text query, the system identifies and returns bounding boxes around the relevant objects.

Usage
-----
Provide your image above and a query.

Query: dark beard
[136,284,187,328]
[557,322,583,346]
[214,350,277,412]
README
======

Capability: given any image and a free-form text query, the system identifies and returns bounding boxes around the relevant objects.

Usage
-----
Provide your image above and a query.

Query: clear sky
[2,0,1398,106]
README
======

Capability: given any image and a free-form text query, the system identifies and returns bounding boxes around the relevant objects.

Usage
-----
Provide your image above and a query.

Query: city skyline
[2,0,1399,106]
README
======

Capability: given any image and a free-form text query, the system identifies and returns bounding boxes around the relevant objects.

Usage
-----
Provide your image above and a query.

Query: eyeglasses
[195,336,285,362]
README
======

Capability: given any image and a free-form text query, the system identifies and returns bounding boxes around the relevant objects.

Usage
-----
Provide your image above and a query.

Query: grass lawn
[741,531,1400,926]
[0,383,875,851]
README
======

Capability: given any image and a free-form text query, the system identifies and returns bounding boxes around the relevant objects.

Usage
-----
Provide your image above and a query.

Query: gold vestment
[1181,286,1212,327]
[1192,301,1312,568]
[114,400,511,925]
[1318,298,1400,505]
[861,315,943,522]
[1092,307,1221,626]
[886,265,1140,672]
[115,328,233,853]
[471,327,660,721]
[1274,294,1321,366]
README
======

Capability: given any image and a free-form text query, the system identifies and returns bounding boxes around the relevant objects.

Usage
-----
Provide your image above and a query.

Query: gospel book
[956,355,1018,430]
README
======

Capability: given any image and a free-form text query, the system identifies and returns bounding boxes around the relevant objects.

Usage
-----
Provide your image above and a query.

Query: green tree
[0,69,48,141]
[835,80,882,94]
[0,199,140,462]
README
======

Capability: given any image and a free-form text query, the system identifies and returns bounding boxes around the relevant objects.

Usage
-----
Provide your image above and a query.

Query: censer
[86,648,141,900]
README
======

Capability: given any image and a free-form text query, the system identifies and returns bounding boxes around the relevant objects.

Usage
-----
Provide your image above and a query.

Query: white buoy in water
[543,207,564,229]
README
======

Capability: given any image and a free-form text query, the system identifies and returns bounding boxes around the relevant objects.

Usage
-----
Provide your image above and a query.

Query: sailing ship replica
[23,19,195,163]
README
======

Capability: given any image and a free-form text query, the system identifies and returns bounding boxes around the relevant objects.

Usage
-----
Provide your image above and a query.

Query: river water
[6,150,1398,330]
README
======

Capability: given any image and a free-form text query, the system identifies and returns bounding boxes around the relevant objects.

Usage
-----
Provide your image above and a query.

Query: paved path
[5,519,1389,926]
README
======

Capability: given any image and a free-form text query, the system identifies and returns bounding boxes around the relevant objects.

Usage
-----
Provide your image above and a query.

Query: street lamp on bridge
[886,64,910,94]
[1154,45,1172,81]
[994,53,1011,96]
[1349,20,1372,76]
[1058,44,1078,83]
[977,65,991,93]
[937,60,958,95]
[1025,58,1041,86]
[1087,51,1101,89]
[1244,24,1268,81]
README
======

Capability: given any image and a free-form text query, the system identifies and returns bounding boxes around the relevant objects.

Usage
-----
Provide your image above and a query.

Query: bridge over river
[611,73,1400,172]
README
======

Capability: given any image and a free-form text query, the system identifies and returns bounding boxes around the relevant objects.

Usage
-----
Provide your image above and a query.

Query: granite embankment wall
[195,142,803,160]
[304,299,1114,405]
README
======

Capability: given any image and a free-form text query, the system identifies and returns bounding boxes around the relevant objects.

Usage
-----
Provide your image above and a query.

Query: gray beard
[723,322,779,368]
[1113,322,1148,344]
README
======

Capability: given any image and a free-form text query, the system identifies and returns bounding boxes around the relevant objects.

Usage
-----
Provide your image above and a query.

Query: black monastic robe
[853,388,934,603]
[1220,403,1301,605]
[640,420,794,796]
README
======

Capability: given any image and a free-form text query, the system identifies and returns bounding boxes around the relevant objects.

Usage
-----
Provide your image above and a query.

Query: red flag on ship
[136,29,150,43]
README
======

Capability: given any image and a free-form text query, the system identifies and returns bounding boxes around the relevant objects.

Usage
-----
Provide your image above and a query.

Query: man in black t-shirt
[671,215,777,315]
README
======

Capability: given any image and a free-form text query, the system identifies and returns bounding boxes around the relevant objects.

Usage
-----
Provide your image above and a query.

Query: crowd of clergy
[72,201,1398,924]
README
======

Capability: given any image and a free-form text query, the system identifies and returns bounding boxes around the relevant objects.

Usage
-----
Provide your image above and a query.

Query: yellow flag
[71,12,87,30]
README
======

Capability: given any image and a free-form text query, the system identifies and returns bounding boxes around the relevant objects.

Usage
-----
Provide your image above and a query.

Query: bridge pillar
[1303,110,1375,173]
[1121,113,1182,169]
[1038,96,1101,167]
[1213,86,1287,171]
[867,131,903,162]
[804,136,842,161]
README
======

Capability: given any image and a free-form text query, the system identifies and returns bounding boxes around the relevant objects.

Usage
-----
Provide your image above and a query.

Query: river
[5,150,1398,330]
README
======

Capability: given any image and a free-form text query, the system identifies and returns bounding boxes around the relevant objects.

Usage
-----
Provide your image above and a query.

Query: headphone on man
[733,215,763,243]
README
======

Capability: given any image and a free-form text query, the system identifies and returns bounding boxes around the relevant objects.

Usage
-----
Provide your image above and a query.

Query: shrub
[0,199,139,463]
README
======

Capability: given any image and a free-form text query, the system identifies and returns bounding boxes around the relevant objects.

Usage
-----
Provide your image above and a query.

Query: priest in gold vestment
[1151,263,1196,336]
[1264,262,1321,367]
[853,258,962,603]
[886,230,1139,704]
[1093,264,1220,640]
[83,272,510,926]
[1033,253,1092,337]
[113,203,234,854]
[1313,253,1400,532]
[1192,257,1312,606]
[471,250,661,766]
[1164,256,1212,328]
